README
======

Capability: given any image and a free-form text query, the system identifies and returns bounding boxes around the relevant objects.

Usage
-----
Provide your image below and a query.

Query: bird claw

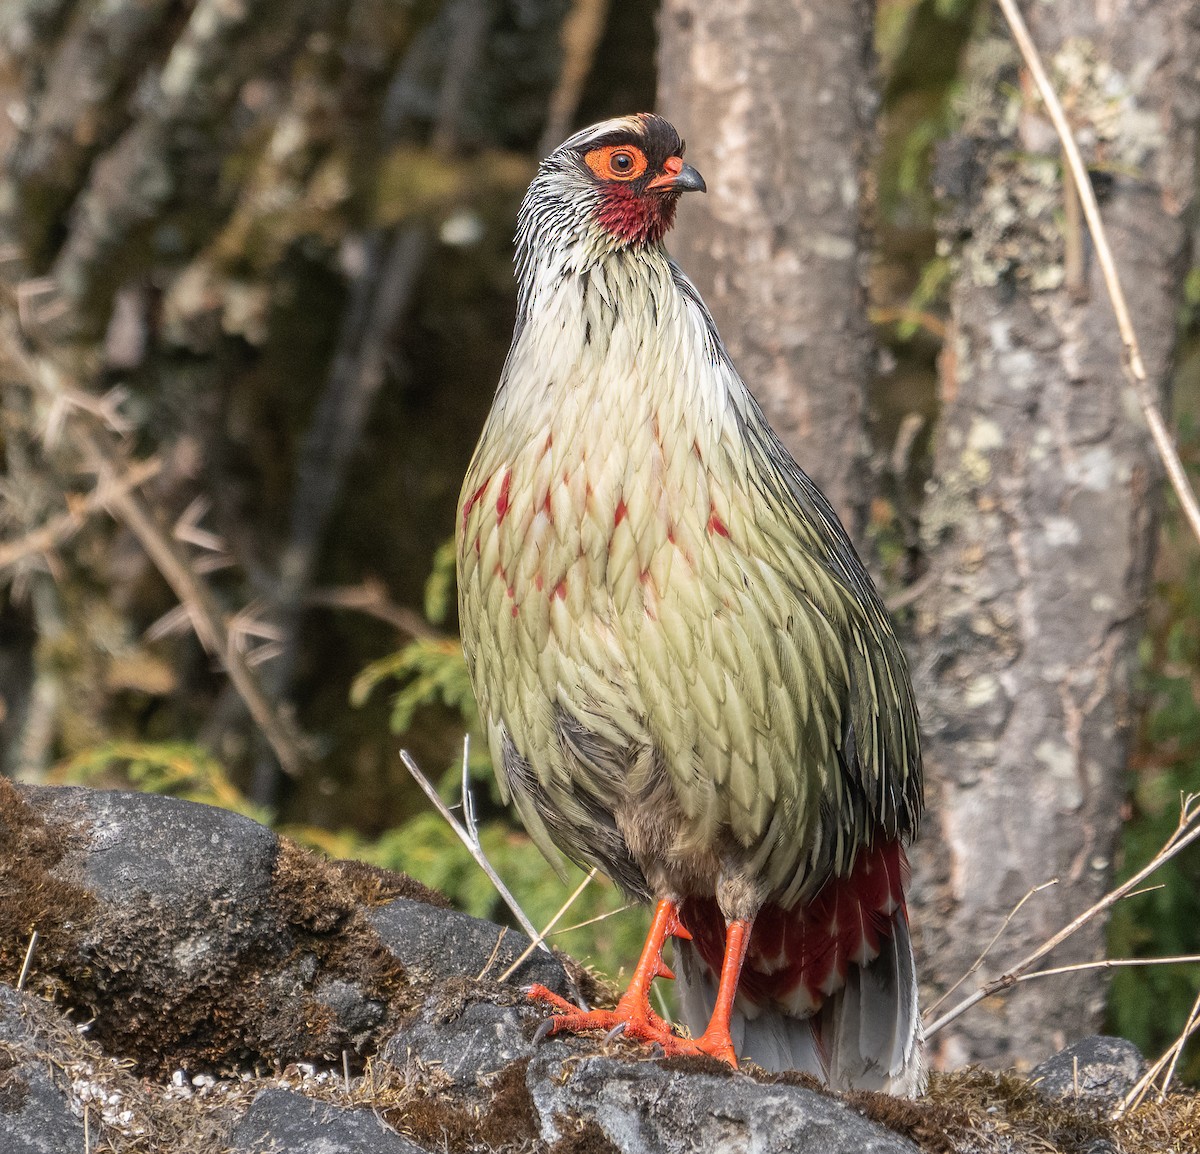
[603,1021,628,1044]
[533,1017,559,1045]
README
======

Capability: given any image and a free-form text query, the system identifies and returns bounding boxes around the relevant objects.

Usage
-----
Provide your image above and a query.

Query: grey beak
[647,161,707,194]
[672,163,706,193]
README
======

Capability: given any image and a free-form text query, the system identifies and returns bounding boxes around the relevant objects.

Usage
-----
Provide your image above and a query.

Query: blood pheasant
[456,113,925,1093]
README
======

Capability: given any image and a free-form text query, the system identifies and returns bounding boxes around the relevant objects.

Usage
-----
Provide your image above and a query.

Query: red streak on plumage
[707,507,730,538]
[552,579,567,601]
[495,471,512,523]
[678,841,908,1014]
[462,476,491,528]
[614,499,628,527]
[535,573,544,591]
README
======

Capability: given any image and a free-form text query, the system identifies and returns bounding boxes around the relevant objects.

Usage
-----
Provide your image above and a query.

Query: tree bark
[656,0,877,537]
[910,2,1200,1069]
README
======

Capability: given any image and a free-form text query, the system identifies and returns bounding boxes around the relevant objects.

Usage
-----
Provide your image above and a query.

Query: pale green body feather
[458,218,919,916]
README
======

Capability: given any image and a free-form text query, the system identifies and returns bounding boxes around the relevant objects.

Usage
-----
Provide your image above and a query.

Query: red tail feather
[678,840,909,1017]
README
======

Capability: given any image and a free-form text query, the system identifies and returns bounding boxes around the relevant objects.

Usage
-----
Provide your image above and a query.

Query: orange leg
[687,916,753,1066]
[527,898,689,1048]
[528,902,754,1069]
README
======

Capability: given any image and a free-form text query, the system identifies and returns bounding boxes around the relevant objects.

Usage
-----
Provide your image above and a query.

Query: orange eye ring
[584,145,648,182]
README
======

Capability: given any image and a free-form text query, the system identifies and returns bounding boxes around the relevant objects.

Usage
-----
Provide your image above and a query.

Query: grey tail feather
[672,912,926,1096]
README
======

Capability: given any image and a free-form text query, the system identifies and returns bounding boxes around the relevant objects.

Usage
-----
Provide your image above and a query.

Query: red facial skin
[597,184,679,246]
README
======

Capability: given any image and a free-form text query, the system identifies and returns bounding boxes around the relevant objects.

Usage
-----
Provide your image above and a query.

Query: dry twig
[78,424,305,778]
[0,313,306,778]
[1013,954,1200,983]
[926,794,1200,1037]
[996,0,1200,546]
[0,456,161,573]
[924,879,1059,1019]
[398,748,545,948]
[305,580,441,640]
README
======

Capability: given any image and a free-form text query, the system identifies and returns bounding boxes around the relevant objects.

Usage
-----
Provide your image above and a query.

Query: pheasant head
[517,114,705,278]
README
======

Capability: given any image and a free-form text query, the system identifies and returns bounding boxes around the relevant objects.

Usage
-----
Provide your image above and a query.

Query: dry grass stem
[924,879,1059,1019]
[1117,986,1200,1115]
[498,867,598,982]
[927,794,1200,1037]
[16,929,38,991]
[461,734,479,845]
[476,928,510,980]
[996,0,1200,546]
[1155,988,1200,1103]
[551,903,637,937]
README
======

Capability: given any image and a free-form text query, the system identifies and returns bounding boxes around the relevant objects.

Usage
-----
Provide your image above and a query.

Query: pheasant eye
[585,144,648,182]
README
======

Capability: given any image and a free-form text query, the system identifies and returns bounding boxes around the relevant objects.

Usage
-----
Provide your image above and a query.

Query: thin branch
[305,580,442,640]
[77,425,305,778]
[1013,954,1200,982]
[924,879,1058,1019]
[927,794,1200,1037]
[538,0,610,154]
[0,456,161,572]
[884,569,939,614]
[398,749,545,948]
[499,867,598,982]
[996,0,1200,546]
[0,313,306,778]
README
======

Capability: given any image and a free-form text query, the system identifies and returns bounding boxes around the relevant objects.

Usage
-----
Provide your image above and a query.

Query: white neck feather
[494,241,746,456]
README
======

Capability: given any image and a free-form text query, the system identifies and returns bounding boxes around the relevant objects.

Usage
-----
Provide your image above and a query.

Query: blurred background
[0,0,1196,1080]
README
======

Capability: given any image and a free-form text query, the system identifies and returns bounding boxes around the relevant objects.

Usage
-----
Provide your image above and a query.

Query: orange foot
[525,899,742,1067]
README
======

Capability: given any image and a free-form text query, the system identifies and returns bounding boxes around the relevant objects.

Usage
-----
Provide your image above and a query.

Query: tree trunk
[910,2,1200,1069]
[656,0,877,537]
